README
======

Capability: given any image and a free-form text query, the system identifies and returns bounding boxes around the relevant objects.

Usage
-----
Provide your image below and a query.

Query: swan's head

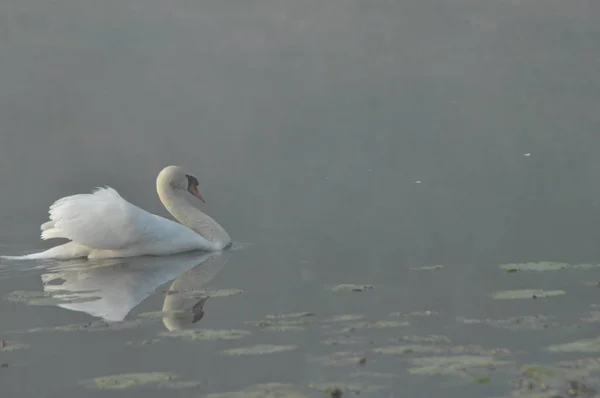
[158,165,205,203]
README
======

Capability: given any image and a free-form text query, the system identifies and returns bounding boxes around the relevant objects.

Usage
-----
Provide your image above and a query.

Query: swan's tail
[1,243,91,261]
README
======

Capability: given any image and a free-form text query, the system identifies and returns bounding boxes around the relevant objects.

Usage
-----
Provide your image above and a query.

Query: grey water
[1,0,600,397]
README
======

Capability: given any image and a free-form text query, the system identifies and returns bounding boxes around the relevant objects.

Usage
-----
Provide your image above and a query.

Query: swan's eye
[185,174,205,203]
[185,174,199,189]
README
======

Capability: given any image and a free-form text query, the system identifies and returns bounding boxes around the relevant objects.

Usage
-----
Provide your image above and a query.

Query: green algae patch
[207,383,307,398]
[3,290,100,306]
[80,372,201,390]
[221,344,297,356]
[0,341,28,352]
[546,337,600,353]
[160,329,251,341]
[490,289,565,300]
[327,284,374,292]
[309,351,367,367]
[308,382,384,395]
[407,355,511,377]
[409,265,444,271]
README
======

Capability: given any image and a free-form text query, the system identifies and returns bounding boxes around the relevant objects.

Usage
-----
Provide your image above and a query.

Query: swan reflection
[40,250,231,330]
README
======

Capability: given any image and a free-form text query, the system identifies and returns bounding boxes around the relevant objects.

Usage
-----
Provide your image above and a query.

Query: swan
[2,165,231,260]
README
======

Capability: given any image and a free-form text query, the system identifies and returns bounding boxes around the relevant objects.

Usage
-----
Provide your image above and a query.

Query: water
[1,0,600,396]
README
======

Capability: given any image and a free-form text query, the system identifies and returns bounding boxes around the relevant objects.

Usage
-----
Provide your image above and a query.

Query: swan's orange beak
[188,185,206,203]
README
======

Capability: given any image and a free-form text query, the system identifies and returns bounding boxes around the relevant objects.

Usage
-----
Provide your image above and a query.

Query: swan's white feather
[13,187,216,259]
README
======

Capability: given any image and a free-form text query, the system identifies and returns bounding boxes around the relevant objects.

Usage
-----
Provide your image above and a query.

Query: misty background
[0,0,599,280]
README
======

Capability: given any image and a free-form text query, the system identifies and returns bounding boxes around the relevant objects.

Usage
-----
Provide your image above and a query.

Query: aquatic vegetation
[581,311,600,323]
[160,329,251,341]
[265,312,315,319]
[374,343,491,356]
[327,284,374,292]
[392,334,452,344]
[80,372,202,390]
[510,360,600,397]
[0,341,28,352]
[207,383,307,398]
[125,339,161,346]
[2,289,100,306]
[490,289,566,300]
[409,265,444,271]
[326,320,409,335]
[221,344,298,356]
[308,351,367,367]
[13,319,145,333]
[389,310,437,317]
[323,315,365,323]
[499,262,570,272]
[308,382,384,395]
[456,315,558,331]
[322,335,368,346]
[189,288,244,297]
[407,355,511,377]
[499,261,600,273]
[546,337,600,353]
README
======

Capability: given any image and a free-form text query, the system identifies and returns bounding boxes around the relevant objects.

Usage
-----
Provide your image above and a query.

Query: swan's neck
[157,183,231,250]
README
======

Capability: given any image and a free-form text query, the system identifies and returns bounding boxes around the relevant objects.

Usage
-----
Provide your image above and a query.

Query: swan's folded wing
[41,187,157,250]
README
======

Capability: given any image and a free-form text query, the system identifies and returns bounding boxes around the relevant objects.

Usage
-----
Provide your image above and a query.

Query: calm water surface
[1,0,600,397]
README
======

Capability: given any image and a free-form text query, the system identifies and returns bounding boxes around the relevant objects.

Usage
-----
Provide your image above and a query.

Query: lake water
[1,0,600,397]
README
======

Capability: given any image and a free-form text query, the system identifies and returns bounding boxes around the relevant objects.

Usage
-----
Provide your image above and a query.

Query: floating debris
[221,344,297,356]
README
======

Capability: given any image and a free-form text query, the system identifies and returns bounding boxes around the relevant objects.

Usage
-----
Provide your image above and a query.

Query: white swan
[3,165,231,260]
